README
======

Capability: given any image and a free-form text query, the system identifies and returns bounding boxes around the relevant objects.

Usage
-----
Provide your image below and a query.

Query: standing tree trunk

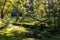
[1,0,7,20]
[16,13,20,22]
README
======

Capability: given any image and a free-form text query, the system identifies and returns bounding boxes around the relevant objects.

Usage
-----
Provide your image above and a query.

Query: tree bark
[16,13,20,22]
[1,0,7,19]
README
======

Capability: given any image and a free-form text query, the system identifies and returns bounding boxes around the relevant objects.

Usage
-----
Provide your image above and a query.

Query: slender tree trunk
[1,0,7,19]
[16,13,19,22]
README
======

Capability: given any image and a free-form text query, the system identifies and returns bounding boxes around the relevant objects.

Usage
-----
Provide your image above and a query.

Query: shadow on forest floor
[0,19,60,40]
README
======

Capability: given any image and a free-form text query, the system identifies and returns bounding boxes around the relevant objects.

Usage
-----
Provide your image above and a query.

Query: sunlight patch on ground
[0,24,29,37]
[23,38,35,40]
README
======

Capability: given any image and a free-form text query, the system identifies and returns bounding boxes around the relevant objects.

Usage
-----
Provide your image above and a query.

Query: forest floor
[0,17,60,40]
[0,24,60,40]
